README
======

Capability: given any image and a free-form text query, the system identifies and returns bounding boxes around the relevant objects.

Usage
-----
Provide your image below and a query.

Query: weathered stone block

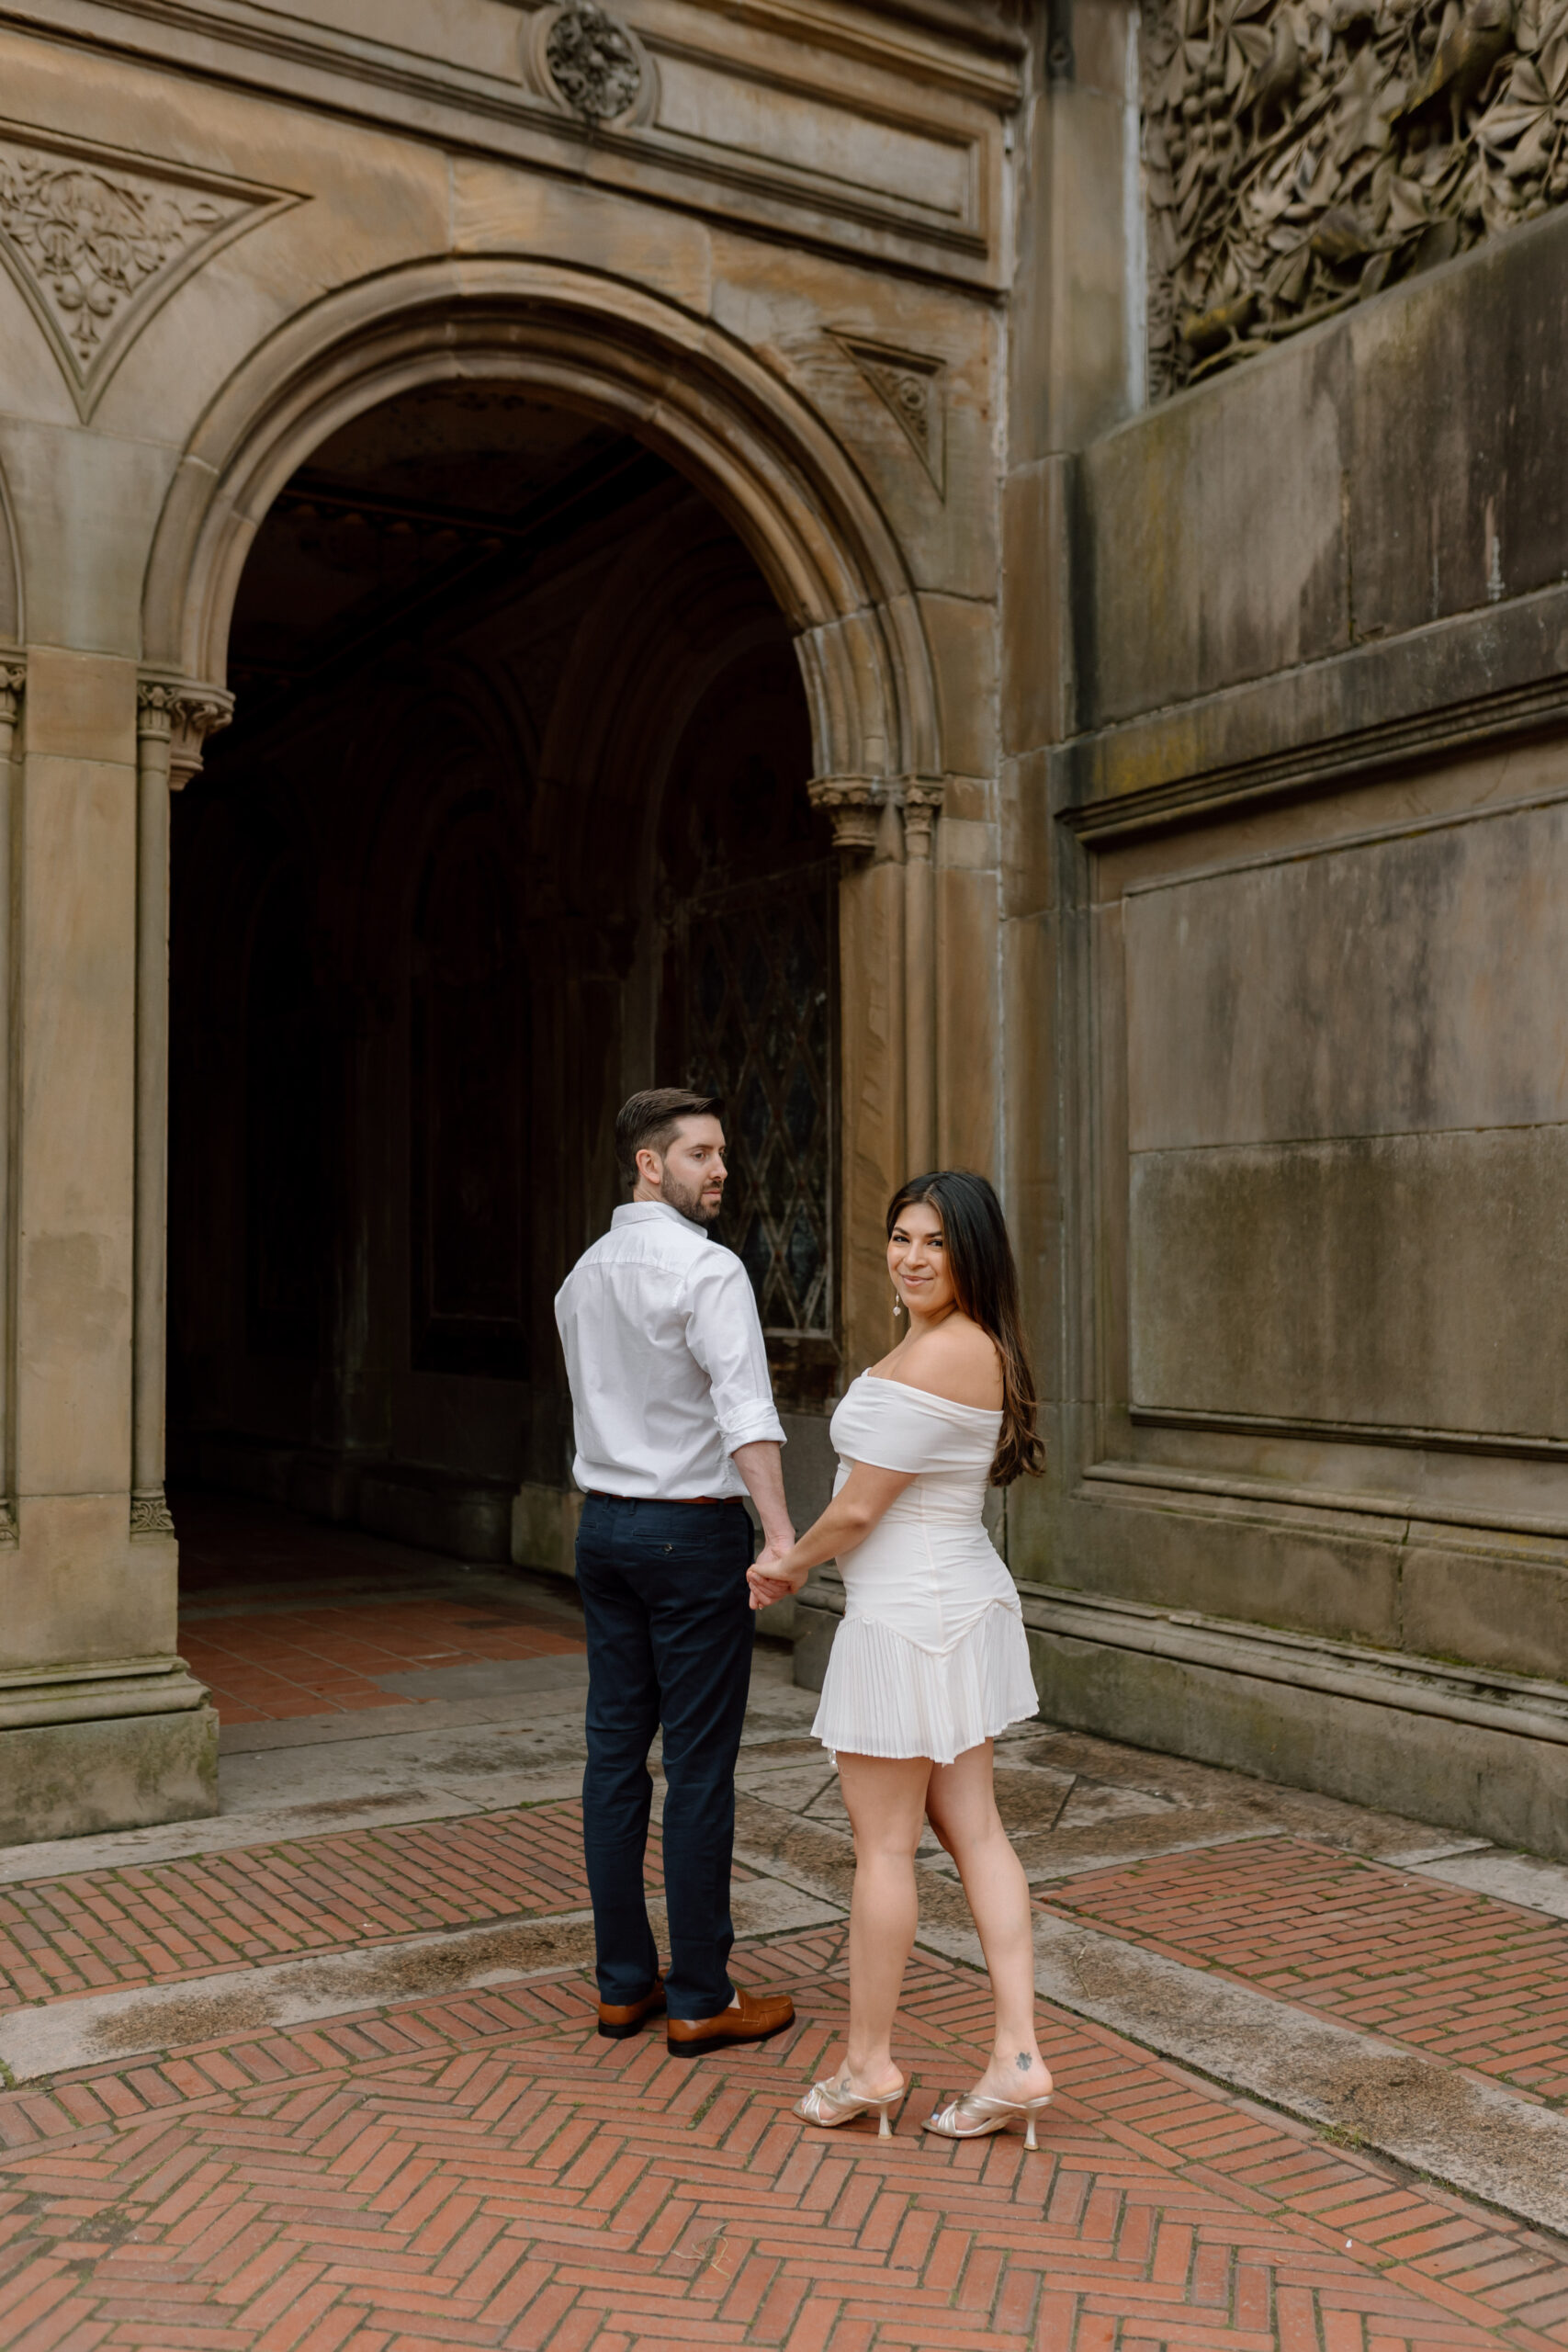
[1125,795,1568,1153]
[1027,1629,1568,1860]
[1130,1126,1568,1439]
[1402,1538,1568,1682]
[0,1703,218,1846]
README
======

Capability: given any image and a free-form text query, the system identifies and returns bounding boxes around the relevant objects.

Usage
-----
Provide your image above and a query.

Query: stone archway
[141,258,940,786]
[141,260,942,1549]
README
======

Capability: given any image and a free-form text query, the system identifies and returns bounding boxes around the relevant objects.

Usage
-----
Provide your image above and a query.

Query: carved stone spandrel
[0,125,299,420]
[831,333,948,495]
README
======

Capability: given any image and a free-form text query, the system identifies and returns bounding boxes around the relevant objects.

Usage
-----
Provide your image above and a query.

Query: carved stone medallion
[0,124,297,417]
[544,4,645,121]
[832,335,947,495]
[1144,0,1568,397]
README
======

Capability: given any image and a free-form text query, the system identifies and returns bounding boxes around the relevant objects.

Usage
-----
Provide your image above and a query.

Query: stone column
[807,775,904,1379]
[901,781,942,1175]
[0,662,23,1537]
[0,650,217,1845]
[795,773,908,1692]
[132,682,231,1537]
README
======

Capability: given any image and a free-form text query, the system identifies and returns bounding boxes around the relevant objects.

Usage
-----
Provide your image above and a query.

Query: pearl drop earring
[892,1291,903,1316]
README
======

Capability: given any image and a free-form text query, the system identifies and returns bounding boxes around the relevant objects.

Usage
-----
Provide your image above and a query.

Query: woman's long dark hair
[886,1170,1045,1487]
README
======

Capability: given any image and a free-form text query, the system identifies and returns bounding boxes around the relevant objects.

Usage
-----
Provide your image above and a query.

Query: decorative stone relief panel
[0,125,297,417]
[1143,0,1568,394]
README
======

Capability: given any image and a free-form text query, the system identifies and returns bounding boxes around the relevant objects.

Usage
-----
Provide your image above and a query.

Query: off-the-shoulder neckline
[858,1370,1002,1419]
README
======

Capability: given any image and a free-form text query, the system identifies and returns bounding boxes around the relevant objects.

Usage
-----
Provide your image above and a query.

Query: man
[555,1087,797,2054]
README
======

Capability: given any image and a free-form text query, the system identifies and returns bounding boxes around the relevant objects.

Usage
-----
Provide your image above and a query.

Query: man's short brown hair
[615,1088,725,1184]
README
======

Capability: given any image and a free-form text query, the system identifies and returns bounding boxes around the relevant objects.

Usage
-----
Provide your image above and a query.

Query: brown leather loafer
[596,1973,667,2040]
[666,1984,795,2057]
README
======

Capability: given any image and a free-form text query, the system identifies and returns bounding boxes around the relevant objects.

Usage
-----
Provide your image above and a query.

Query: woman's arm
[746,1459,914,1611]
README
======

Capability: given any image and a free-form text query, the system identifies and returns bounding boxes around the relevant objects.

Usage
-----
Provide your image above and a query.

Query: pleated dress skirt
[809,1374,1040,1767]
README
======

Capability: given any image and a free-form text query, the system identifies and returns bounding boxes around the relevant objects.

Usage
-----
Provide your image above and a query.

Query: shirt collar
[612,1199,709,1238]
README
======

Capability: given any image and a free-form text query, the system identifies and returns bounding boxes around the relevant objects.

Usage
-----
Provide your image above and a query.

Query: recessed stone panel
[1130,1126,1568,1438]
[1126,795,1568,1154]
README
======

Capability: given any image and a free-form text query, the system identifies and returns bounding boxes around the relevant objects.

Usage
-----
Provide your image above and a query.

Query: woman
[748,1170,1049,2147]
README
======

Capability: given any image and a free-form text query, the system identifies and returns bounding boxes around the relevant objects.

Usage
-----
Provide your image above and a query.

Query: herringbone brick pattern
[0,1800,706,2012]
[0,1928,1562,2350]
[1042,1838,1568,2104]
[182,1594,585,1724]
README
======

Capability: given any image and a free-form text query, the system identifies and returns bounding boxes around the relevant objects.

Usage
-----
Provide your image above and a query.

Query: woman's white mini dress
[809,1373,1039,1765]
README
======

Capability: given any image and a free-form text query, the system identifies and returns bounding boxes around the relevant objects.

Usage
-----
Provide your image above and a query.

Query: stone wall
[988,104,1568,1846]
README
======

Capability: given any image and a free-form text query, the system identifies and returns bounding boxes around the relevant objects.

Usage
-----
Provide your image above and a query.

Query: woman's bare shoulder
[888,1317,1002,1410]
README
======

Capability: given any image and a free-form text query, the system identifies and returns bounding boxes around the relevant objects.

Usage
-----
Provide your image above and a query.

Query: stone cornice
[674,0,1026,87]
[6,0,1012,288]
[1053,576,1568,844]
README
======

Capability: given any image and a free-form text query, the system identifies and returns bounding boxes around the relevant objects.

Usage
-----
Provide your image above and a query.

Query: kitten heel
[924,2089,1054,2148]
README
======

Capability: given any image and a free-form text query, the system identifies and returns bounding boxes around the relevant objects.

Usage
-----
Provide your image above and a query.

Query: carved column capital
[137,677,234,789]
[807,775,886,861]
[130,1490,176,1540]
[0,659,24,731]
[900,779,943,860]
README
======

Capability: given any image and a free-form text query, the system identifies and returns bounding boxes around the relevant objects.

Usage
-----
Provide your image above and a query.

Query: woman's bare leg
[924,1742,1052,2102]
[829,1752,932,2098]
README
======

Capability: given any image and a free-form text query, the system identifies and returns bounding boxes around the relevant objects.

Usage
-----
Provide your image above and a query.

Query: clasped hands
[748,1538,807,1612]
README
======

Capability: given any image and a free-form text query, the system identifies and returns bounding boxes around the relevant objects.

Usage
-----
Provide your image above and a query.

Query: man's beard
[661,1168,723,1227]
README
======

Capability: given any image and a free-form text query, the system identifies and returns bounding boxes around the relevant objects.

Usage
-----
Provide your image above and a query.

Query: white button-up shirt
[555,1200,786,1498]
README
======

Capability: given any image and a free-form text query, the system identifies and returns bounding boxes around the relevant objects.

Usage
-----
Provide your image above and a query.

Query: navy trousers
[575,1493,755,2020]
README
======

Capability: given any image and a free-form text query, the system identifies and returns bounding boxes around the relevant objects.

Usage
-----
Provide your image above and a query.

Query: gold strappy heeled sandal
[923,2088,1053,2150]
[793,2075,905,2139]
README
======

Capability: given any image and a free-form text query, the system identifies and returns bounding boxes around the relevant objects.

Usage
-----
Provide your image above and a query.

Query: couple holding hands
[555,1087,1051,2147]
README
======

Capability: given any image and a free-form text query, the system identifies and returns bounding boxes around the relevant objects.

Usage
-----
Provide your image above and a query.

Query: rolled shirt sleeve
[683,1250,787,1453]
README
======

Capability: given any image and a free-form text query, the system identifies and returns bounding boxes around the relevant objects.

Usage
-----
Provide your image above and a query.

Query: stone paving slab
[0,1930,1565,2351]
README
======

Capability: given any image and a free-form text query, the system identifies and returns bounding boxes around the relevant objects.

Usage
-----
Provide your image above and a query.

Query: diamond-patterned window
[682,862,836,1344]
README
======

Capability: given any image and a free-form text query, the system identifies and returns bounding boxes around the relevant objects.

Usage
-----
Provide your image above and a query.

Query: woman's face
[887,1198,956,1319]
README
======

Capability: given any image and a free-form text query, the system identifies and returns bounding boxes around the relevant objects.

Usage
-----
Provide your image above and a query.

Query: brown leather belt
[586,1491,730,1506]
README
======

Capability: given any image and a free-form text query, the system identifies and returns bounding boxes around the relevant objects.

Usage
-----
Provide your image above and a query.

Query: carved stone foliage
[137,679,235,789]
[0,130,295,417]
[807,775,886,859]
[833,335,947,494]
[544,3,645,120]
[1144,0,1568,394]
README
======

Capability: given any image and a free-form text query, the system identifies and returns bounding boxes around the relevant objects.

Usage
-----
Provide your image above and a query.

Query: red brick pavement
[180,1597,584,1727]
[1041,1838,1568,2105]
[168,1486,586,1725]
[0,1803,699,2013]
[0,1928,1564,2351]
